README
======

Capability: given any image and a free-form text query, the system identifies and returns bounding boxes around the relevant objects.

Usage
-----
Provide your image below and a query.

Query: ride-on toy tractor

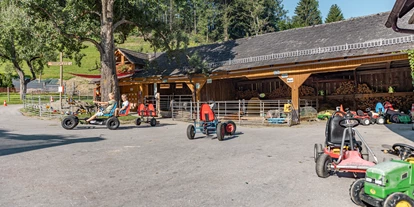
[314,111,378,178]
[136,103,157,127]
[186,103,236,141]
[350,143,414,207]
[61,103,120,130]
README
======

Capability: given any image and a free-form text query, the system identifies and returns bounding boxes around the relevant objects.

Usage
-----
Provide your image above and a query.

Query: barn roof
[117,48,148,65]
[133,10,414,78]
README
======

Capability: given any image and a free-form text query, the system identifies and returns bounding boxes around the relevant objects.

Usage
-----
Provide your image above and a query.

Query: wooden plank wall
[200,79,236,101]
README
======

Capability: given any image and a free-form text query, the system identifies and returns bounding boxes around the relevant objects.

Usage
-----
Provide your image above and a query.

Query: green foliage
[406,49,414,87]
[292,0,323,27]
[325,4,345,23]
[187,52,210,75]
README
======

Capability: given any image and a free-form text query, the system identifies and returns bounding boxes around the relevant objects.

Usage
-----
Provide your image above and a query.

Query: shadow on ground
[384,123,414,142]
[0,129,104,156]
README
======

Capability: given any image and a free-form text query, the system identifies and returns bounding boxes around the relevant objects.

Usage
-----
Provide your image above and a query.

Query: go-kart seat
[118,103,131,117]
[326,115,347,146]
[357,110,365,116]
[102,102,117,117]
[200,103,215,122]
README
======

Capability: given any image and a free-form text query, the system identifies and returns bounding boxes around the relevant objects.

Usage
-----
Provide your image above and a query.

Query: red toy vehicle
[314,111,378,178]
[136,103,157,126]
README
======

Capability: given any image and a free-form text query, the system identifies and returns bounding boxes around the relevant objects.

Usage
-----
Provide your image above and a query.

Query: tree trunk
[99,1,119,102]
[16,70,27,100]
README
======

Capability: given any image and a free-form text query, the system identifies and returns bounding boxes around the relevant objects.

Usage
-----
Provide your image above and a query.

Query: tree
[292,0,323,27]
[0,3,60,99]
[325,4,345,23]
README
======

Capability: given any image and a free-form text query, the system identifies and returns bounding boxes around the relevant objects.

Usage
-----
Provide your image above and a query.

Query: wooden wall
[199,79,236,101]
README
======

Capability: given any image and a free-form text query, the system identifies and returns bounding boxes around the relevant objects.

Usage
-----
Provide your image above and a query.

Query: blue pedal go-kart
[61,103,120,130]
[186,103,236,141]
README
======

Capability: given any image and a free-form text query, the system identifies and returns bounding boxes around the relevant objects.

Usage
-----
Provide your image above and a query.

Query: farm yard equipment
[61,103,120,130]
[186,103,236,141]
[136,103,157,127]
[314,110,378,178]
[383,101,412,124]
[349,143,414,207]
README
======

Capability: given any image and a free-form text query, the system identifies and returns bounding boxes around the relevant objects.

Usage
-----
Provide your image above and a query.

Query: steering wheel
[392,143,414,160]
[339,118,360,128]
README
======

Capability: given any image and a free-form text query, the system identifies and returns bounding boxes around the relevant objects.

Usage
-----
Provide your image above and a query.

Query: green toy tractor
[349,143,414,207]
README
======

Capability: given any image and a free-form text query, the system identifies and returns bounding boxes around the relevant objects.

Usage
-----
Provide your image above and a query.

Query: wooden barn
[118,11,414,113]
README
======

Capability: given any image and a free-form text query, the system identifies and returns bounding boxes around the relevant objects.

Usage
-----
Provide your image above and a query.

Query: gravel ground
[0,105,413,207]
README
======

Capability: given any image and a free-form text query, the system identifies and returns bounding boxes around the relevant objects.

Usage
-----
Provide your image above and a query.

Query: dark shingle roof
[134,11,414,78]
[117,48,148,65]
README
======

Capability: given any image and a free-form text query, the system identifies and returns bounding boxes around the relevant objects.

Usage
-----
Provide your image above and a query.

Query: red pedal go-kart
[314,111,378,178]
[136,103,157,127]
[187,103,236,141]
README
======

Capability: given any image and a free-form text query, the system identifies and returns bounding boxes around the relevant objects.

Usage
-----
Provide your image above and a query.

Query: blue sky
[284,0,395,20]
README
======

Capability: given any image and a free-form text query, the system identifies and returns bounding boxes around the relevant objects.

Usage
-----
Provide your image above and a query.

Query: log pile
[268,85,291,99]
[333,82,355,95]
[357,84,373,94]
[300,85,315,96]
[236,90,259,100]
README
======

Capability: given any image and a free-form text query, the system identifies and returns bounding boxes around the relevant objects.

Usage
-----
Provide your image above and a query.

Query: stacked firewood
[300,85,315,96]
[268,85,291,98]
[333,82,355,95]
[357,84,373,94]
[236,90,259,100]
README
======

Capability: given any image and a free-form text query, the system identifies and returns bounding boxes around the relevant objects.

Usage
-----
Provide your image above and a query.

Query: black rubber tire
[361,118,370,126]
[349,179,366,207]
[135,118,141,126]
[187,125,195,140]
[376,117,385,125]
[383,192,414,207]
[61,116,77,130]
[225,121,237,135]
[217,123,225,141]
[106,117,120,130]
[150,118,156,127]
[315,153,332,178]
[314,143,323,163]
[390,114,400,123]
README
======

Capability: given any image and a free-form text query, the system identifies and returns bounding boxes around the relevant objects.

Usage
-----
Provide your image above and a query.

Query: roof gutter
[386,0,414,34]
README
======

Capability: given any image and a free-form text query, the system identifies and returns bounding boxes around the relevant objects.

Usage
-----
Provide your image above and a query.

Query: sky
[284,0,395,20]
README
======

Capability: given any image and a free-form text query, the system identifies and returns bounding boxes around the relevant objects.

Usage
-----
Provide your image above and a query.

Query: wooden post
[47,52,72,111]
[186,80,206,102]
[280,73,311,118]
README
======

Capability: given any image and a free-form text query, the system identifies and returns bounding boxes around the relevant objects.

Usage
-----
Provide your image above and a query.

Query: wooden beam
[186,79,206,101]
[279,73,311,117]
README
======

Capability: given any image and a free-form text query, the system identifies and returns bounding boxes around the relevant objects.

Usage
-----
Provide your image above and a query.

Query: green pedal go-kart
[349,143,414,207]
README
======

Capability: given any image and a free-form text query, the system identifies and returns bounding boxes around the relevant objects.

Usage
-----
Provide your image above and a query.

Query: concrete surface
[0,105,413,207]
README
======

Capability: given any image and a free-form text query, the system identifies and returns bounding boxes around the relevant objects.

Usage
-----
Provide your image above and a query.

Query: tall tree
[25,0,180,102]
[292,0,322,27]
[325,4,345,23]
[0,2,64,99]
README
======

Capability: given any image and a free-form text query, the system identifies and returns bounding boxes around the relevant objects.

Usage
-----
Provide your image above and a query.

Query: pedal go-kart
[186,103,236,141]
[61,102,120,130]
[135,103,157,127]
[314,110,378,178]
[349,143,414,207]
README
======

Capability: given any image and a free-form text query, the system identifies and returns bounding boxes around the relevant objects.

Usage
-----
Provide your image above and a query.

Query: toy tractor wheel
[225,121,236,135]
[384,192,414,207]
[349,179,366,206]
[315,153,332,178]
[135,118,141,126]
[361,118,371,126]
[216,123,226,141]
[150,118,157,127]
[106,117,120,130]
[376,117,385,125]
[61,116,78,130]
[314,144,323,163]
[187,125,195,140]
[391,114,400,123]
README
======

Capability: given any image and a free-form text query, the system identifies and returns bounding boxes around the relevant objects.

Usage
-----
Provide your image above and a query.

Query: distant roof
[117,48,148,65]
[134,11,414,78]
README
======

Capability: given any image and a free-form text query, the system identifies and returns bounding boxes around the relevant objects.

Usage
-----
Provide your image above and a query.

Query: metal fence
[171,99,318,125]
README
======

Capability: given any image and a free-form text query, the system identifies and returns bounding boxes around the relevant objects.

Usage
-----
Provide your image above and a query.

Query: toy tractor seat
[200,103,215,122]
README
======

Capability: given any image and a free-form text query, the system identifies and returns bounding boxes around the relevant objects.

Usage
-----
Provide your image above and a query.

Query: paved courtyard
[0,105,413,207]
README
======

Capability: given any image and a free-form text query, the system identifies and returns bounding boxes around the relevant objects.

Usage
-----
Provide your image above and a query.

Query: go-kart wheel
[187,125,195,140]
[376,117,385,125]
[361,118,370,126]
[135,118,141,126]
[150,118,156,127]
[384,192,414,207]
[315,153,332,178]
[390,114,400,123]
[106,117,120,130]
[314,143,323,163]
[225,121,236,135]
[217,123,225,141]
[349,179,366,206]
[61,116,78,130]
